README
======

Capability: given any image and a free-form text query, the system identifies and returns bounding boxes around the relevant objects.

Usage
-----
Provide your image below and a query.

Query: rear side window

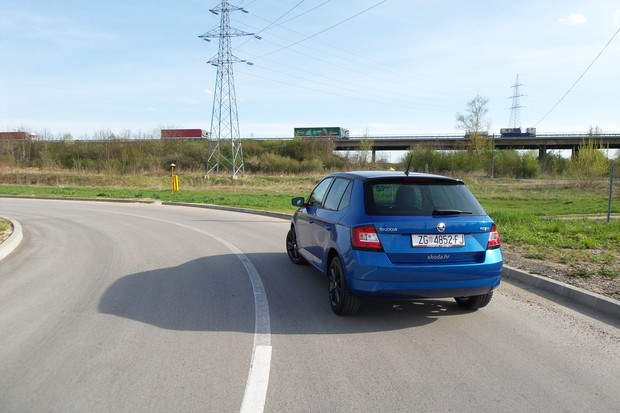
[323,178,352,211]
[364,179,486,216]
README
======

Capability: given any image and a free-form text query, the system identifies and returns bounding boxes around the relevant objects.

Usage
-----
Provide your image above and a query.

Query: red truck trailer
[160,129,210,139]
[0,132,38,141]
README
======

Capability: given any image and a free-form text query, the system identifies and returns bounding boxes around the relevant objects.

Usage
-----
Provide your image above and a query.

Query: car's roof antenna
[404,154,413,176]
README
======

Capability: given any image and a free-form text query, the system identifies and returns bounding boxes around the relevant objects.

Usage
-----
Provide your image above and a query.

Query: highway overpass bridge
[332,133,620,163]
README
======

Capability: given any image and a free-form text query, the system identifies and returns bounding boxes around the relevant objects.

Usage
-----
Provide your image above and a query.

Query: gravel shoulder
[502,246,620,302]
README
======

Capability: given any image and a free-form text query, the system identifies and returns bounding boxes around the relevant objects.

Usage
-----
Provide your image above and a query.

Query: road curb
[502,265,620,319]
[161,201,293,221]
[0,217,23,261]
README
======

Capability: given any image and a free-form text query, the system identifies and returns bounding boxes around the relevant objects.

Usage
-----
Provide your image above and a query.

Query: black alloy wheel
[328,256,361,315]
[286,227,306,265]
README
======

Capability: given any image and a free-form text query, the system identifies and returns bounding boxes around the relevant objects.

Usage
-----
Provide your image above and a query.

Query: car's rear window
[364,178,486,216]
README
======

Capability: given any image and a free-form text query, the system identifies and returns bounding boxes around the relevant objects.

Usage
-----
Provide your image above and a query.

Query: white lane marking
[240,345,272,413]
[95,210,272,413]
[207,230,271,413]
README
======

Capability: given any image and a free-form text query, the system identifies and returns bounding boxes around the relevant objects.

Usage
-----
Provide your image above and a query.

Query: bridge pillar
[538,147,547,170]
[372,149,376,163]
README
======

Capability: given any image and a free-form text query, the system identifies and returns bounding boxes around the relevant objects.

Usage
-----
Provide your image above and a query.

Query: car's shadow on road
[98,252,479,335]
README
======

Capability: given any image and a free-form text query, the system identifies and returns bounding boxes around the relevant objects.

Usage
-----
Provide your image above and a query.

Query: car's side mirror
[291,197,305,207]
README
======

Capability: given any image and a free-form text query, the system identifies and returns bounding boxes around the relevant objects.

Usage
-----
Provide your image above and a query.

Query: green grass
[467,178,615,216]
[0,184,302,213]
[1,173,618,276]
[599,268,618,279]
[463,178,620,274]
[0,171,324,213]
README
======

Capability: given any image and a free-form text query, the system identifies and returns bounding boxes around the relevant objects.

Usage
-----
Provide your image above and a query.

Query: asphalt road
[0,199,618,413]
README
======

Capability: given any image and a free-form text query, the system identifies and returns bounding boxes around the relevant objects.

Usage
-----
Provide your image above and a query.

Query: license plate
[412,234,465,247]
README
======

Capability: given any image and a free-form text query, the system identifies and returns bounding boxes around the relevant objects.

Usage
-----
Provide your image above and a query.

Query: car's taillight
[487,225,501,249]
[352,225,384,251]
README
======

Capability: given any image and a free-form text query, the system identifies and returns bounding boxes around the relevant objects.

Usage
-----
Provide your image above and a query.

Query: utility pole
[508,74,524,129]
[200,0,258,178]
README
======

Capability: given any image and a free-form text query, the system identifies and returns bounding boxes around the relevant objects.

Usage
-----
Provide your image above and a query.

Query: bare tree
[456,95,492,162]
[588,125,603,136]
[456,95,490,134]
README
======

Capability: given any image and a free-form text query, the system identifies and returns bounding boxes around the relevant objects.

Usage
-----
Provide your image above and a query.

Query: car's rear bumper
[345,249,503,299]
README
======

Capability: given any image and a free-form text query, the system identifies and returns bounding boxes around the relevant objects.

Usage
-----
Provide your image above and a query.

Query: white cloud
[614,10,620,27]
[559,13,587,25]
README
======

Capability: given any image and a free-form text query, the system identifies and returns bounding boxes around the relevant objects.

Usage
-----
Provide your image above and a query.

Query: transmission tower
[508,74,524,128]
[200,0,257,178]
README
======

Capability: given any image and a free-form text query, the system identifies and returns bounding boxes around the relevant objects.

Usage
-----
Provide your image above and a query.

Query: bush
[520,152,540,178]
[494,150,521,177]
[566,139,610,188]
[544,152,569,175]
[246,153,300,174]
[401,145,442,173]
[399,147,541,178]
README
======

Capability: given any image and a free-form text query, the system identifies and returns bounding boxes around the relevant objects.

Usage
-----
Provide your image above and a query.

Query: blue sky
[1,0,619,139]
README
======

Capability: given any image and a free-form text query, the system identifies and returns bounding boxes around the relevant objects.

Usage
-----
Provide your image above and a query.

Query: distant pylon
[200,0,257,178]
[508,74,524,129]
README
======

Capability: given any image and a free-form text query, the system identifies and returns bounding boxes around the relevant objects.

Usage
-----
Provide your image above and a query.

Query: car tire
[286,227,306,265]
[328,256,361,315]
[454,291,494,310]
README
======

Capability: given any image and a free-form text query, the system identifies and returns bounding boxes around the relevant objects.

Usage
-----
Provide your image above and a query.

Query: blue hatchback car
[286,171,503,315]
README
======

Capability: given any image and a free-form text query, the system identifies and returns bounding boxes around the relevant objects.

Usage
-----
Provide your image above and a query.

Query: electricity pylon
[200,0,257,178]
[508,74,524,129]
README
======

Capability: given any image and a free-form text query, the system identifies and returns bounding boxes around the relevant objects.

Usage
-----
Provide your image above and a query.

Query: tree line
[0,134,614,182]
[1,94,615,179]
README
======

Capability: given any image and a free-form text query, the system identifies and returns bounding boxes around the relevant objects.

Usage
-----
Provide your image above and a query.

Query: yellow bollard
[170,163,180,192]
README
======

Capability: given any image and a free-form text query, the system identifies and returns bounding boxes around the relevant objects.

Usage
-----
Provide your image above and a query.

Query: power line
[235,0,314,50]
[535,26,620,127]
[214,1,467,129]
[233,43,461,113]
[259,0,331,30]
[232,3,460,99]
[252,0,387,60]
[237,66,454,112]
[252,0,307,35]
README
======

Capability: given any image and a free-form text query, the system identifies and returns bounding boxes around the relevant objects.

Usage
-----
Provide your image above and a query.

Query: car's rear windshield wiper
[432,209,473,215]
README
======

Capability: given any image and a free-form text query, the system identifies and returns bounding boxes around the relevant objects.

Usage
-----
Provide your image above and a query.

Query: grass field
[1,170,618,280]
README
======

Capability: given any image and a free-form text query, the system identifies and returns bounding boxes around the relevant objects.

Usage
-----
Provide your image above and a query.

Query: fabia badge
[437,222,446,233]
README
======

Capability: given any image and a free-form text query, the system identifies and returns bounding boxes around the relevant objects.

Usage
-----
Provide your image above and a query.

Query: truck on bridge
[294,127,349,139]
[160,129,210,140]
[500,127,536,137]
[0,132,38,141]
